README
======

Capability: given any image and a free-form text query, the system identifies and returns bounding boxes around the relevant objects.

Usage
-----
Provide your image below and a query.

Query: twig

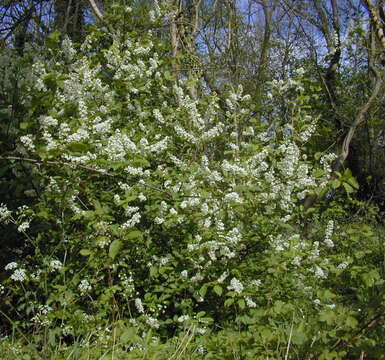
[169,324,195,360]
[331,312,384,351]
[88,0,104,22]
[285,312,295,360]
[0,156,172,198]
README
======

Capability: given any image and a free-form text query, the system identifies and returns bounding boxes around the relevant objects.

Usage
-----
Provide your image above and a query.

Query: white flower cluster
[177,315,190,323]
[135,298,144,313]
[5,262,18,270]
[227,277,244,294]
[49,260,63,271]
[320,153,338,173]
[224,192,243,204]
[20,135,35,151]
[324,220,334,247]
[10,268,27,282]
[314,265,327,279]
[79,279,91,294]
[121,212,141,229]
[38,304,52,315]
[146,316,160,329]
[245,296,256,308]
[0,203,11,222]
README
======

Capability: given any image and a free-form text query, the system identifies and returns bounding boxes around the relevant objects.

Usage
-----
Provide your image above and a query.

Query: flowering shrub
[0,23,384,359]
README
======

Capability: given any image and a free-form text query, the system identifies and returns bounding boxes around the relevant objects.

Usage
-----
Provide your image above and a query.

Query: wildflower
[135,298,144,313]
[146,316,159,329]
[324,220,334,247]
[20,135,35,151]
[79,279,91,294]
[0,204,11,222]
[227,277,244,294]
[49,260,63,271]
[159,257,168,265]
[314,265,327,279]
[38,304,52,314]
[196,327,207,334]
[292,256,301,266]
[337,261,349,270]
[17,221,30,233]
[5,262,18,270]
[217,272,228,283]
[10,268,27,282]
[114,194,120,205]
[197,345,205,354]
[121,212,141,229]
[245,296,256,308]
[154,217,164,225]
[177,315,190,323]
[250,279,262,287]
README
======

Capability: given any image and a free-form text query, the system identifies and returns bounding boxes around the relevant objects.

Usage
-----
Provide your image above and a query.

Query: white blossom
[135,298,144,313]
[324,220,334,248]
[245,296,256,308]
[79,279,91,294]
[50,260,63,271]
[10,268,27,282]
[314,265,327,279]
[178,315,190,323]
[17,221,30,233]
[227,277,244,294]
[5,262,18,270]
[154,217,165,225]
[146,316,159,329]
[0,203,11,222]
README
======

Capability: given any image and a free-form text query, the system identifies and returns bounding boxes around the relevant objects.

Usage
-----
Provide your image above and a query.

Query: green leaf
[68,142,89,153]
[20,122,29,130]
[120,327,140,343]
[80,249,91,256]
[224,298,234,308]
[213,285,223,296]
[346,176,359,189]
[342,182,354,194]
[150,266,158,278]
[319,311,336,325]
[109,240,122,260]
[238,298,245,310]
[331,179,341,189]
[345,316,358,329]
[196,311,206,318]
[199,284,208,297]
[292,324,307,345]
[126,230,143,240]
[164,70,175,81]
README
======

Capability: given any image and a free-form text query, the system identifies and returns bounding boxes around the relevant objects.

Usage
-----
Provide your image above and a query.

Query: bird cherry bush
[1,24,384,359]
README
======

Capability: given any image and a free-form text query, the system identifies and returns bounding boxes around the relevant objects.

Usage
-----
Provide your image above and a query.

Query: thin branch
[88,0,104,22]
[337,64,382,168]
[0,156,172,198]
[331,312,384,351]
[285,312,295,360]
